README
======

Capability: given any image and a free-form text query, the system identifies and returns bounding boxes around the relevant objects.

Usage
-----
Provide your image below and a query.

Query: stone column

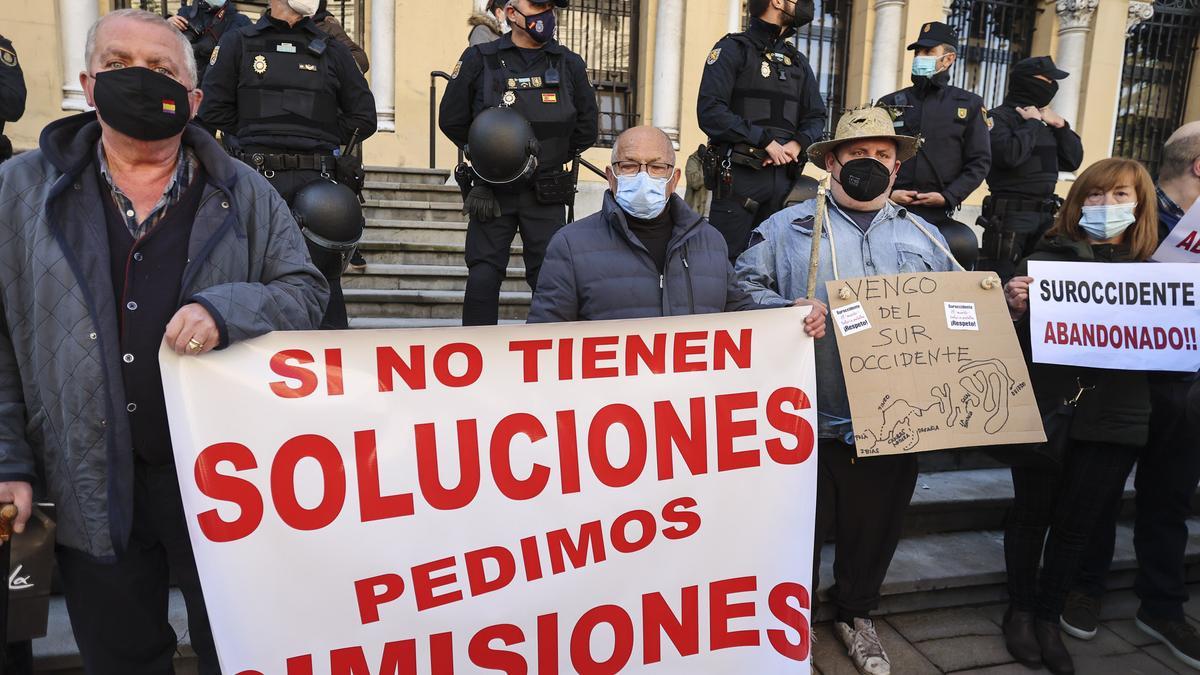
[868,0,906,102]
[729,0,743,33]
[370,0,395,132]
[58,0,99,111]
[1050,0,1099,128]
[943,0,955,19]
[1127,0,1154,35]
[652,0,685,146]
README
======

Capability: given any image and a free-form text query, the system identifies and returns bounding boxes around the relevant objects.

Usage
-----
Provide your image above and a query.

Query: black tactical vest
[478,42,578,172]
[729,34,811,143]
[235,23,340,144]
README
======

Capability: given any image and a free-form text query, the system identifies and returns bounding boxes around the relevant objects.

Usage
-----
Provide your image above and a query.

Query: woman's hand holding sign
[1005,276,1034,321]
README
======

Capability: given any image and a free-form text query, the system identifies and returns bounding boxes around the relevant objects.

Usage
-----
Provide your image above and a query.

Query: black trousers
[1074,380,1200,620]
[261,167,349,330]
[463,187,565,326]
[1005,440,1140,621]
[56,462,220,675]
[709,164,792,264]
[813,439,919,619]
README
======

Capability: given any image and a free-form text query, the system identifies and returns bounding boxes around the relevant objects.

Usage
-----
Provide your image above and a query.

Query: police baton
[0,502,16,675]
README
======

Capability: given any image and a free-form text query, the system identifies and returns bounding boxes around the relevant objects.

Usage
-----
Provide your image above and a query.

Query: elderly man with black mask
[0,10,327,673]
[528,125,827,335]
[980,56,1083,280]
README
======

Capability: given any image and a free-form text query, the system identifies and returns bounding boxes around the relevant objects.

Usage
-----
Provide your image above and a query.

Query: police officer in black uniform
[198,0,376,329]
[981,56,1082,281]
[0,34,25,166]
[879,21,991,270]
[169,0,251,87]
[440,0,599,327]
[697,0,826,262]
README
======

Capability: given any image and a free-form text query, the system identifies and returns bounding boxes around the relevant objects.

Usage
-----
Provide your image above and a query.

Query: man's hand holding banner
[162,308,819,674]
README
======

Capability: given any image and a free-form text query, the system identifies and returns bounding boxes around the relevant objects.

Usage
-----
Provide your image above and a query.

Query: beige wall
[5,0,1193,201]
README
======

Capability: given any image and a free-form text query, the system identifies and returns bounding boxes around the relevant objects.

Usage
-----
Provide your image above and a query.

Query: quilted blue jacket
[0,113,328,558]
[528,193,758,322]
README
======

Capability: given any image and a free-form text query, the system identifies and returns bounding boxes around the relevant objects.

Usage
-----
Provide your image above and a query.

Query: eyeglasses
[612,161,675,179]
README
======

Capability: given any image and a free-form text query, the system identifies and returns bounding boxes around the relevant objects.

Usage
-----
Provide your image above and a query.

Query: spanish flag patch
[542,92,558,104]
[162,99,177,115]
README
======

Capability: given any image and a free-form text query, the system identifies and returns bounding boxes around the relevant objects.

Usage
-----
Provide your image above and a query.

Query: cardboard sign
[161,309,819,675]
[1028,261,1200,372]
[827,272,1045,457]
[1153,197,1200,263]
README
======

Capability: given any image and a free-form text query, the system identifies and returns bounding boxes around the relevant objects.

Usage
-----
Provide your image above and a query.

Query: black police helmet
[291,180,364,279]
[465,107,541,185]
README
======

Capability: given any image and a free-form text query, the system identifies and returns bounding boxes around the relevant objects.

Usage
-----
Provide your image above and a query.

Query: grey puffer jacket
[0,113,329,559]
[528,193,758,322]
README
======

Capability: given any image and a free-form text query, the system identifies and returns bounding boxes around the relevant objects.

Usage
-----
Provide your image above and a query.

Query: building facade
[4,0,1200,200]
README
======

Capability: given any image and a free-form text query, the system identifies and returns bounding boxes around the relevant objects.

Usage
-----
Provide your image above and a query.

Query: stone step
[344,288,531,321]
[361,181,462,203]
[341,263,528,292]
[364,199,467,223]
[352,240,522,266]
[817,517,1200,622]
[364,166,451,186]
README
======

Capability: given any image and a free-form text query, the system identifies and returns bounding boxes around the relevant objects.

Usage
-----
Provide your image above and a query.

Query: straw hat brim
[807,134,921,167]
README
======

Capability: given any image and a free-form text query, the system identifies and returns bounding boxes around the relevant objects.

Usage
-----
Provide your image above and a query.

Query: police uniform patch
[253,55,268,75]
[0,47,16,68]
[957,107,967,120]
[299,63,317,71]
[707,48,721,65]
[208,46,220,67]
[542,92,558,104]
[923,23,932,32]
[451,61,462,79]
[761,61,771,78]
[982,107,993,129]
[502,91,517,107]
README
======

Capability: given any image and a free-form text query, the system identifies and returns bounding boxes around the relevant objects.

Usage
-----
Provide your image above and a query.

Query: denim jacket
[734,198,958,441]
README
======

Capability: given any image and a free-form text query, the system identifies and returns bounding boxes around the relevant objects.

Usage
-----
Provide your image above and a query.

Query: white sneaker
[835,618,892,675]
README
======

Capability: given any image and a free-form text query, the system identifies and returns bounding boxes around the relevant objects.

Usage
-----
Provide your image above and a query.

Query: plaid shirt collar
[97,141,197,240]
[1157,184,1186,219]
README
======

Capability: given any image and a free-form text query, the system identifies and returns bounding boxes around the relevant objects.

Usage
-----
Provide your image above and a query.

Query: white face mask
[1079,202,1137,240]
[202,0,226,8]
[287,0,319,16]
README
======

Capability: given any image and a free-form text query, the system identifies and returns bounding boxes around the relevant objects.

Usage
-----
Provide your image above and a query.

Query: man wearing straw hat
[736,105,962,675]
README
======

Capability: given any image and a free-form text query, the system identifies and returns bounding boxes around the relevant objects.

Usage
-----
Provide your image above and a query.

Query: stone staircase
[343,166,530,327]
[28,167,1200,672]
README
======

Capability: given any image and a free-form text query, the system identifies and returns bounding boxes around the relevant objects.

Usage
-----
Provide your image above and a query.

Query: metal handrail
[429,71,451,169]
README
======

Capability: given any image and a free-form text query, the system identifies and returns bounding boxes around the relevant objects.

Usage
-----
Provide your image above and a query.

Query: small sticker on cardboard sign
[945,302,979,331]
[833,302,872,336]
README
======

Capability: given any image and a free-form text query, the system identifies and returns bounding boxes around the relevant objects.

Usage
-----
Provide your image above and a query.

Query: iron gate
[741,0,853,135]
[114,1,366,45]
[557,0,640,148]
[946,0,1041,109]
[1113,0,1200,177]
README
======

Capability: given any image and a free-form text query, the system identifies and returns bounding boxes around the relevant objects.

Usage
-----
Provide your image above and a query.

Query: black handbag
[986,378,1093,468]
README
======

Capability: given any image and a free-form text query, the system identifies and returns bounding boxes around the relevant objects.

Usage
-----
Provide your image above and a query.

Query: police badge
[761,61,771,78]
[707,48,721,65]
[253,55,268,75]
[451,60,462,79]
[502,91,517,107]
[208,46,220,67]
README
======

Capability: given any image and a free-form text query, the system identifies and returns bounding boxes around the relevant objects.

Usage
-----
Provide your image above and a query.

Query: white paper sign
[161,309,819,675]
[832,302,871,336]
[1028,261,1200,372]
[944,302,979,331]
[1153,197,1200,263]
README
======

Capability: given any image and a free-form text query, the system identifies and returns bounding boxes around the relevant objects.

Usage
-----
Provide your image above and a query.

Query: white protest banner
[1028,261,1200,372]
[161,308,818,675]
[1153,197,1200,263]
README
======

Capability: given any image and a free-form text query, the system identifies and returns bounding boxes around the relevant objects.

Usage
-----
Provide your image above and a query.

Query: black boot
[1035,620,1075,674]
[1003,607,1042,667]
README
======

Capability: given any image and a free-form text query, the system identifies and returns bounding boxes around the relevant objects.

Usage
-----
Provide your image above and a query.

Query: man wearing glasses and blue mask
[879,20,991,271]
[528,125,828,335]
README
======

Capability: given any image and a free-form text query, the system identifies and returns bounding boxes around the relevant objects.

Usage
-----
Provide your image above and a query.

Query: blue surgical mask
[1079,202,1137,240]
[202,0,225,8]
[615,171,671,220]
[912,55,940,78]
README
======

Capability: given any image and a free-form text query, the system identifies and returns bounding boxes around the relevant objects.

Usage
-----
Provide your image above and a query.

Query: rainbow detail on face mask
[162,99,177,115]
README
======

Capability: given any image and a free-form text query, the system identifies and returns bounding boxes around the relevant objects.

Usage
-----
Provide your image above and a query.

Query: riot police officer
[198,0,376,329]
[0,34,25,165]
[981,56,1082,281]
[439,0,599,327]
[879,21,991,270]
[697,0,826,262]
[168,0,251,87]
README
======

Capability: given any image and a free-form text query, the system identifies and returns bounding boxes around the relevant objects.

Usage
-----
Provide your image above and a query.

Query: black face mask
[912,68,952,90]
[1007,76,1059,109]
[511,7,556,44]
[93,67,192,141]
[781,0,816,28]
[836,157,893,203]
